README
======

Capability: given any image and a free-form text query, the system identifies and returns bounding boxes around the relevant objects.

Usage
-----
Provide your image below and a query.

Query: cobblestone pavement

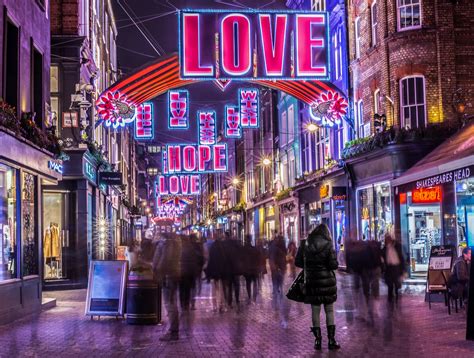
[0,273,473,358]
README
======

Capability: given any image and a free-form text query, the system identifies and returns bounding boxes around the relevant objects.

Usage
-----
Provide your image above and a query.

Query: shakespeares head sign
[179,9,329,80]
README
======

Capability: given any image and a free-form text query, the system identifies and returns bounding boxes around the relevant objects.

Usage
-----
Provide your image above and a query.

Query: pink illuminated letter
[296,14,326,77]
[221,14,251,76]
[183,14,213,76]
[259,15,288,76]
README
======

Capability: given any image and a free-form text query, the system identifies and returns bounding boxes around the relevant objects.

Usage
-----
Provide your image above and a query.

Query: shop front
[43,149,107,290]
[278,196,299,245]
[393,122,474,277]
[0,130,62,324]
[296,171,348,259]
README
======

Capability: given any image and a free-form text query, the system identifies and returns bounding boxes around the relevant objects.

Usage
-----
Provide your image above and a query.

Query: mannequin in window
[44,223,61,278]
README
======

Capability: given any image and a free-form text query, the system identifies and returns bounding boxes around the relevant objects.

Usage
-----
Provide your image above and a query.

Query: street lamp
[232,177,240,186]
[262,157,271,166]
[306,122,318,133]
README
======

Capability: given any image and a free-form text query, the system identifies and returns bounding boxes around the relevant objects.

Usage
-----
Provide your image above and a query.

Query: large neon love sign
[179,10,329,80]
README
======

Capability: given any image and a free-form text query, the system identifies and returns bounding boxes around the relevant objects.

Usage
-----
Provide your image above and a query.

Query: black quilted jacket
[295,234,338,305]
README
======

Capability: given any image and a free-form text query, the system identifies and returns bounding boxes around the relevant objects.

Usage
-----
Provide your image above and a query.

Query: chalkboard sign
[85,260,128,317]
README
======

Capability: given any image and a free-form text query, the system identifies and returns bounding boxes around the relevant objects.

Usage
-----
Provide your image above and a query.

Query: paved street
[0,273,473,357]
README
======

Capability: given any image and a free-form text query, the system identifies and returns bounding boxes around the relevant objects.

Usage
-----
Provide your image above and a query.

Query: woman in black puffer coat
[295,223,340,351]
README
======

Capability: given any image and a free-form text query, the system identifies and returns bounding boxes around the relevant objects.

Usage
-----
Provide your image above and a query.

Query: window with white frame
[304,131,317,172]
[333,27,343,80]
[315,127,330,170]
[374,89,381,114]
[335,122,345,159]
[312,0,326,11]
[356,100,364,137]
[288,104,295,143]
[400,76,426,129]
[280,110,287,146]
[398,0,421,30]
[371,1,378,46]
[355,17,361,59]
[288,150,296,187]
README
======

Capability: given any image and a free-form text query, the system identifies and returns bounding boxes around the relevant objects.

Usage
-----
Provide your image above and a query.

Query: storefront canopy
[392,122,474,187]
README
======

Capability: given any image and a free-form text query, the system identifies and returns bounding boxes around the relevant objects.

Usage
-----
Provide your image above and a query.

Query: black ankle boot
[310,327,322,350]
[327,325,340,350]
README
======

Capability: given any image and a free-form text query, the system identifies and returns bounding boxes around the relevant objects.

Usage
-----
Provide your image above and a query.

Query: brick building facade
[348,0,474,135]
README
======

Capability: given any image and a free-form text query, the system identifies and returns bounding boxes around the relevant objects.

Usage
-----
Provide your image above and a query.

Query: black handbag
[286,244,307,302]
[286,270,306,302]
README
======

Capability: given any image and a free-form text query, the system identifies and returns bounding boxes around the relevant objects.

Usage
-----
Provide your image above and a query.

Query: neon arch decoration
[96,53,346,127]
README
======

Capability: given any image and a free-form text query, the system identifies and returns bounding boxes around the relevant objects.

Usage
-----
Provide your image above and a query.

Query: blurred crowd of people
[146,231,296,341]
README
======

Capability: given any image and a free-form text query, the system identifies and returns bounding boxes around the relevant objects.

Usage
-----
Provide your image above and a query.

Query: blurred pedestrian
[222,232,243,311]
[295,223,340,351]
[382,233,405,305]
[269,233,287,325]
[242,234,259,304]
[191,234,204,310]
[287,240,297,279]
[153,233,182,341]
[205,236,227,312]
[255,238,268,292]
[448,247,471,304]
[179,235,202,337]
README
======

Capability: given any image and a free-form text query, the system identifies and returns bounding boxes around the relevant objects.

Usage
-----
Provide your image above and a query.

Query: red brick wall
[51,0,79,35]
[348,0,474,134]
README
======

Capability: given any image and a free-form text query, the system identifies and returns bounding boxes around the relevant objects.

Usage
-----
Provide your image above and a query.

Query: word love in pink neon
[225,106,242,138]
[198,111,216,145]
[180,11,328,79]
[157,175,200,196]
[135,103,153,140]
[240,89,259,128]
[168,90,189,128]
[166,144,228,174]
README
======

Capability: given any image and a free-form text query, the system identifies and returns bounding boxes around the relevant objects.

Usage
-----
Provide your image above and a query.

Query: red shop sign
[412,186,442,204]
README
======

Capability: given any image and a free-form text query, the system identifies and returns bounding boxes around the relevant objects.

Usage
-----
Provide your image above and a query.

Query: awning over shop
[392,122,474,187]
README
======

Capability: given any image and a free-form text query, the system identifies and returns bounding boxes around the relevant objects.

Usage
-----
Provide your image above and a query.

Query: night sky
[111,0,289,145]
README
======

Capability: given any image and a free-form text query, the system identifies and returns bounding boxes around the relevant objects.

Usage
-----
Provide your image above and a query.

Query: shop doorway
[456,178,474,249]
[43,192,70,281]
[405,192,442,275]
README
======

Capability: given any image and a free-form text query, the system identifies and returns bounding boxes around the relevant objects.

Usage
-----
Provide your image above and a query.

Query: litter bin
[126,269,158,325]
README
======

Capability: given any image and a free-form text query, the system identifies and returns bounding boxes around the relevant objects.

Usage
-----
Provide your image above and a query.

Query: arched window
[400,76,426,129]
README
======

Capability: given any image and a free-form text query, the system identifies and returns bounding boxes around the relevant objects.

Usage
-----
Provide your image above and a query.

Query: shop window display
[403,189,442,274]
[357,182,392,241]
[0,164,17,280]
[456,178,474,249]
[22,172,38,276]
[43,193,66,280]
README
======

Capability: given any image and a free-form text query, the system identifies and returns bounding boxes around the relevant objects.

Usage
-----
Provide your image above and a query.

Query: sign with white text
[134,103,154,140]
[198,110,217,145]
[225,105,242,138]
[239,88,259,128]
[168,90,189,129]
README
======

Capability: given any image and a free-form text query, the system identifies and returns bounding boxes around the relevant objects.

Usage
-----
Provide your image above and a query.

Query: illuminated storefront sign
[157,175,200,195]
[84,159,96,184]
[198,110,217,145]
[415,166,472,189]
[224,105,242,138]
[134,102,154,140]
[412,186,442,204]
[239,88,259,128]
[166,144,228,174]
[48,160,63,174]
[168,90,189,129]
[179,10,329,80]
